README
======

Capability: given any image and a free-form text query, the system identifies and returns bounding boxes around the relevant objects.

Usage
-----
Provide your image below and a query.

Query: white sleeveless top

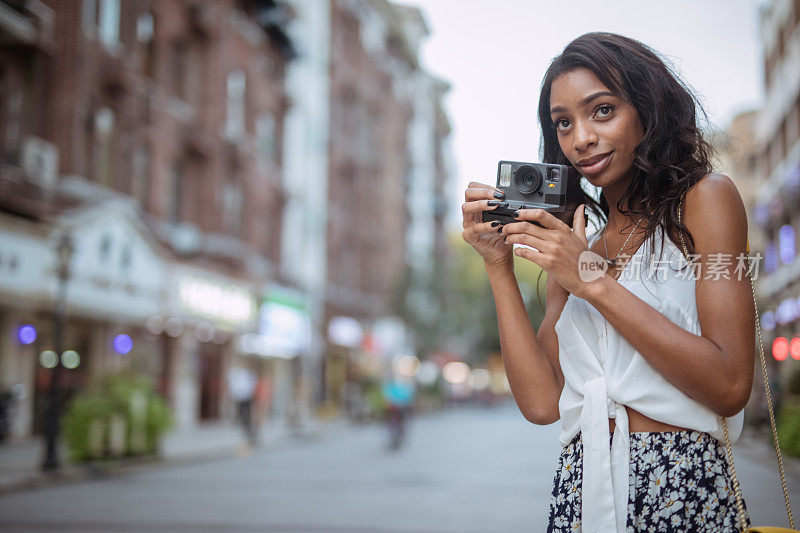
[553,223,744,533]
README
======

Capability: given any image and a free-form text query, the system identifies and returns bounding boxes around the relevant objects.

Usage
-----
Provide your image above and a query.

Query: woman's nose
[572,121,598,152]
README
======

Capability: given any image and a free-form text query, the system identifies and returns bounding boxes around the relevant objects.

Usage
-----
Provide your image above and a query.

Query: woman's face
[549,68,644,189]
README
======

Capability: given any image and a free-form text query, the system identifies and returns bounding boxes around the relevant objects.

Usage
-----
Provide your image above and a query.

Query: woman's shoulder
[686,172,739,198]
[683,172,748,255]
[684,173,742,211]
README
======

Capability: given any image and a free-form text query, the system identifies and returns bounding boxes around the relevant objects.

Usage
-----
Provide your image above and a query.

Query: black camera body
[482,160,585,227]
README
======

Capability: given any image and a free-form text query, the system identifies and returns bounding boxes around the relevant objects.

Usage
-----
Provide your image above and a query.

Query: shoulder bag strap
[678,199,794,530]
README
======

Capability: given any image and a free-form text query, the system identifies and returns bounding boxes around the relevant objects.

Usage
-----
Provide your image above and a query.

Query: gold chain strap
[678,200,794,530]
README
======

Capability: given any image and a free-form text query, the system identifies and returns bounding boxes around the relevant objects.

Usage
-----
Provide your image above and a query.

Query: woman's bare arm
[486,260,567,424]
[581,174,755,417]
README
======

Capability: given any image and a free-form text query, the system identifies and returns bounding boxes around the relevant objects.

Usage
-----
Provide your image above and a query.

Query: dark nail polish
[487,200,499,207]
[497,227,503,234]
[490,220,500,227]
[493,191,505,199]
[513,211,521,219]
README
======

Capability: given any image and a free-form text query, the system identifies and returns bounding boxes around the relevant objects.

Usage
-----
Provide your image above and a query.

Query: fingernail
[497,227,503,234]
[487,200,499,206]
[493,191,505,199]
[513,211,521,219]
[490,221,500,227]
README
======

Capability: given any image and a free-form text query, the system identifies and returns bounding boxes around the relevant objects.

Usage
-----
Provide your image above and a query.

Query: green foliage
[443,233,548,364]
[786,366,800,396]
[359,376,387,419]
[62,373,173,462]
[389,230,550,367]
[776,401,800,458]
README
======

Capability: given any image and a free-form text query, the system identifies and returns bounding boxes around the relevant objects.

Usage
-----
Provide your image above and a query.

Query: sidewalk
[736,424,800,480]
[0,416,347,495]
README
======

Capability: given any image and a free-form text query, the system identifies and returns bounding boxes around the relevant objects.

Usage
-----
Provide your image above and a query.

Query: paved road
[0,402,797,532]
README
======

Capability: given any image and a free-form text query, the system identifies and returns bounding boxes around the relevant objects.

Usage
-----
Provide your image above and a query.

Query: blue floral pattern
[547,430,751,532]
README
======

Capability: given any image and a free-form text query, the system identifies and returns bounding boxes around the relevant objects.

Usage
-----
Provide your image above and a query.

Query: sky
[394,0,764,231]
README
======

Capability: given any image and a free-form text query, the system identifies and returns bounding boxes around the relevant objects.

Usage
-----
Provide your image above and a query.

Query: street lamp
[42,232,73,472]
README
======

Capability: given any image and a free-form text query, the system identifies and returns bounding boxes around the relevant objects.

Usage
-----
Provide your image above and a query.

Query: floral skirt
[547,430,751,532]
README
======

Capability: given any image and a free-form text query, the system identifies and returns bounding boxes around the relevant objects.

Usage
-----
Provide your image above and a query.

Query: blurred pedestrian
[381,378,415,450]
[0,388,16,442]
[462,32,754,531]
[254,374,273,434]
[228,364,257,445]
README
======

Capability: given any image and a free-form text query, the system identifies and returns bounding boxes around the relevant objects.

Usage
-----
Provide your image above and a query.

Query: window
[789,101,800,150]
[0,67,5,155]
[5,84,20,154]
[94,107,115,187]
[779,118,789,163]
[779,224,796,265]
[172,41,187,100]
[222,179,243,237]
[169,162,183,224]
[136,12,154,42]
[98,0,120,49]
[765,241,777,274]
[256,113,275,164]
[263,209,280,261]
[225,69,246,140]
[137,12,155,78]
[184,46,202,107]
[131,145,150,210]
[82,0,97,37]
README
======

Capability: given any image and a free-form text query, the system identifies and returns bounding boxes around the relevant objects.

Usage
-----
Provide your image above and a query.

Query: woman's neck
[602,193,648,234]
[601,176,638,231]
[606,211,647,233]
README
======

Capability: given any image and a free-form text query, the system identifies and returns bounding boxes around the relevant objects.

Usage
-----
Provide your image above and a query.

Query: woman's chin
[584,169,625,189]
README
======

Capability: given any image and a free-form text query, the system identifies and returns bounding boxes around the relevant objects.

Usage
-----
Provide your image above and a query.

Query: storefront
[239,284,311,428]
[161,266,258,428]
[0,200,168,438]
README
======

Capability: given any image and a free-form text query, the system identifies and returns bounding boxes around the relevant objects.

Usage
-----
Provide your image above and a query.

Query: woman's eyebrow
[550,91,616,115]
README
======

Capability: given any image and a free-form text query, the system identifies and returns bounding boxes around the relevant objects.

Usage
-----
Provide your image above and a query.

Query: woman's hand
[461,182,513,267]
[501,205,599,299]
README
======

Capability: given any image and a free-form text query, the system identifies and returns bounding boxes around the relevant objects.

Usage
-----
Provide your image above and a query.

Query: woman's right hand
[461,182,513,267]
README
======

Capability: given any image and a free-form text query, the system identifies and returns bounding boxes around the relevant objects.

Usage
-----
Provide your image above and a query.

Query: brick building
[751,0,800,381]
[0,0,455,436]
[319,0,453,407]
[0,0,296,437]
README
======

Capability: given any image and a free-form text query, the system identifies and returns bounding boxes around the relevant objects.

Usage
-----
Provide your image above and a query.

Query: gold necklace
[601,215,645,267]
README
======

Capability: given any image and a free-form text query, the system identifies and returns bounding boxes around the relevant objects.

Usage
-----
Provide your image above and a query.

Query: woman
[461,32,754,532]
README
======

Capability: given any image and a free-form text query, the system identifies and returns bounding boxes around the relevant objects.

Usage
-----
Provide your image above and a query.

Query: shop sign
[328,316,362,348]
[178,275,256,327]
[242,287,311,358]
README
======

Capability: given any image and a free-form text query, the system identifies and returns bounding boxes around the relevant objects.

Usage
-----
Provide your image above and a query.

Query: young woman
[461,32,754,532]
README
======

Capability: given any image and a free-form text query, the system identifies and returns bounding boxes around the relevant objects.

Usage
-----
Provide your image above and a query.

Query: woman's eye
[556,118,571,130]
[595,105,613,118]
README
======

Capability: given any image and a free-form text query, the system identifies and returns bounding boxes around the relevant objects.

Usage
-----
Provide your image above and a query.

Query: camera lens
[514,165,543,195]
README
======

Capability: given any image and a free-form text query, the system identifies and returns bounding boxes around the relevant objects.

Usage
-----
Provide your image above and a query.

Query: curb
[0,420,346,496]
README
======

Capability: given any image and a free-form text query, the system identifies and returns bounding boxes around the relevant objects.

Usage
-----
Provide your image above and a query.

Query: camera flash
[499,163,512,187]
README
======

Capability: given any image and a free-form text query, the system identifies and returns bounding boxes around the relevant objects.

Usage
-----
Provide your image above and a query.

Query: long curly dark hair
[538,32,713,262]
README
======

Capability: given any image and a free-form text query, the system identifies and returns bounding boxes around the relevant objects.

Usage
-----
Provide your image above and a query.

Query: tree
[393,232,550,367]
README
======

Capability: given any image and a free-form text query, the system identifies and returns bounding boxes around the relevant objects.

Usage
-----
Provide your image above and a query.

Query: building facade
[751,0,800,383]
[319,0,454,410]
[0,0,455,437]
[0,0,297,437]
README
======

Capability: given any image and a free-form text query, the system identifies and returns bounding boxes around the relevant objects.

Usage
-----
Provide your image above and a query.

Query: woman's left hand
[501,204,601,299]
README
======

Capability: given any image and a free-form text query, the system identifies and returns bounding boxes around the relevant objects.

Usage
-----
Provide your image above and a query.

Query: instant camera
[482,161,585,228]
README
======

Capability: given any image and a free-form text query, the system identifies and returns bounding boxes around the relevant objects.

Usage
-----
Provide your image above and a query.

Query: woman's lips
[578,152,613,176]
